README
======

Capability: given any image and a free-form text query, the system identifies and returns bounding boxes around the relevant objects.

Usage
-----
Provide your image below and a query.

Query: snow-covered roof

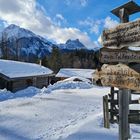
[0,59,53,78]
[56,68,95,79]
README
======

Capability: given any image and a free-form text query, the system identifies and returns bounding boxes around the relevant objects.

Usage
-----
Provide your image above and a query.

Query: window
[26,79,33,86]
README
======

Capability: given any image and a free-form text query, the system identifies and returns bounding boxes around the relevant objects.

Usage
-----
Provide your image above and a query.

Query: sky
[0,0,140,49]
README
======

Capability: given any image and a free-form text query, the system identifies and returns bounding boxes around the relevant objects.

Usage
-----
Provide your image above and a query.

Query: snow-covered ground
[0,80,139,140]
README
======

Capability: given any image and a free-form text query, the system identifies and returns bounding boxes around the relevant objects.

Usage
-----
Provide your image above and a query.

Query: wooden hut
[0,59,54,92]
[56,68,95,81]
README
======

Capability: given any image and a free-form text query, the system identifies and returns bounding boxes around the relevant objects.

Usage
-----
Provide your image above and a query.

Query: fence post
[103,95,110,128]
[110,87,115,123]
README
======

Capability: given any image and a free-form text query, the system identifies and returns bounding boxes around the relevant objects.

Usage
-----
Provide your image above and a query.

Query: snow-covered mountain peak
[66,39,80,44]
[2,24,36,40]
[6,24,19,29]
[0,24,54,60]
[58,39,87,50]
[0,25,91,61]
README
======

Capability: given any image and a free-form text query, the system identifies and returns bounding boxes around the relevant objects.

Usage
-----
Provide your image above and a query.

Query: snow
[2,24,49,41]
[63,120,118,140]
[130,104,140,110]
[56,68,95,79]
[3,24,35,40]
[0,25,93,56]
[40,76,93,94]
[128,47,140,51]
[58,39,86,50]
[0,24,53,58]
[0,59,53,78]
[0,80,139,140]
[0,87,40,102]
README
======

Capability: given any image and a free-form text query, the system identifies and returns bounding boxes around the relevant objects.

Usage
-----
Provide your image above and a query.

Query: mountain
[0,24,89,62]
[58,39,87,51]
[0,24,55,61]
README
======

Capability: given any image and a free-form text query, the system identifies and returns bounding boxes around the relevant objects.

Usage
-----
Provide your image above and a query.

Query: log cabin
[56,68,95,81]
[0,59,54,92]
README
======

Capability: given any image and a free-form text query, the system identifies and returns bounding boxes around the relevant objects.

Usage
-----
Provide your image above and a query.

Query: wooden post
[119,8,129,23]
[98,1,140,139]
[110,87,115,123]
[119,89,130,140]
[118,7,130,140]
[103,95,110,128]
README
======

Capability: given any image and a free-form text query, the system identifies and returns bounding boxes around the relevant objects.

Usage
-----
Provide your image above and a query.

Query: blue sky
[0,0,140,49]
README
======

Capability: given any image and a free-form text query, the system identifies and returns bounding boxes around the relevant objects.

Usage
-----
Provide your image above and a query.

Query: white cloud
[54,14,67,26]
[56,14,65,21]
[90,24,100,34]
[0,0,21,13]
[79,18,101,35]
[96,16,118,47]
[104,16,118,29]
[79,18,92,26]
[64,0,88,7]
[0,0,97,49]
[97,35,102,45]
[49,26,98,49]
[80,0,88,7]
[79,16,118,35]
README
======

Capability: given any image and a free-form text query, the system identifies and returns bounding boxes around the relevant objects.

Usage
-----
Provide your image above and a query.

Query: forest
[41,47,99,73]
[0,41,99,73]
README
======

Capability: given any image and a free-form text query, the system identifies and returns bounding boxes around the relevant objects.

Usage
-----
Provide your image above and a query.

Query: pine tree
[1,32,8,59]
[48,47,62,73]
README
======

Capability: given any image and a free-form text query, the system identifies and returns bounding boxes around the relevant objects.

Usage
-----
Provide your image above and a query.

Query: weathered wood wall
[102,19,140,48]
[0,75,53,92]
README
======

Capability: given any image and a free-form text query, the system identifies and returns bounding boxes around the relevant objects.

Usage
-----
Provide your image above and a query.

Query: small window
[26,79,33,86]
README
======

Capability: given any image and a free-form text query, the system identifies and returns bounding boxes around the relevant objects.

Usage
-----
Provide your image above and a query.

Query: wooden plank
[93,64,140,91]
[109,109,140,124]
[129,112,140,124]
[102,19,140,48]
[108,99,139,105]
[99,47,140,63]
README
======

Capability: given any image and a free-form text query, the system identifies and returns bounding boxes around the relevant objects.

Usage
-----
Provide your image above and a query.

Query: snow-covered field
[0,80,139,140]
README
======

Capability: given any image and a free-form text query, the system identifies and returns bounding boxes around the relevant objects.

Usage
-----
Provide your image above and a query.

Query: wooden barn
[56,68,95,81]
[0,59,54,92]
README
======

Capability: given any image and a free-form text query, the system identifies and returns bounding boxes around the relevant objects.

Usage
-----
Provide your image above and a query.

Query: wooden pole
[118,8,130,140]
[119,89,130,140]
[103,95,110,128]
[110,87,115,123]
[119,8,129,23]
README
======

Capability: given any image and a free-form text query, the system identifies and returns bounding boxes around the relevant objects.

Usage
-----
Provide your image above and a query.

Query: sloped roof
[0,59,53,78]
[56,68,95,79]
[111,1,140,18]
